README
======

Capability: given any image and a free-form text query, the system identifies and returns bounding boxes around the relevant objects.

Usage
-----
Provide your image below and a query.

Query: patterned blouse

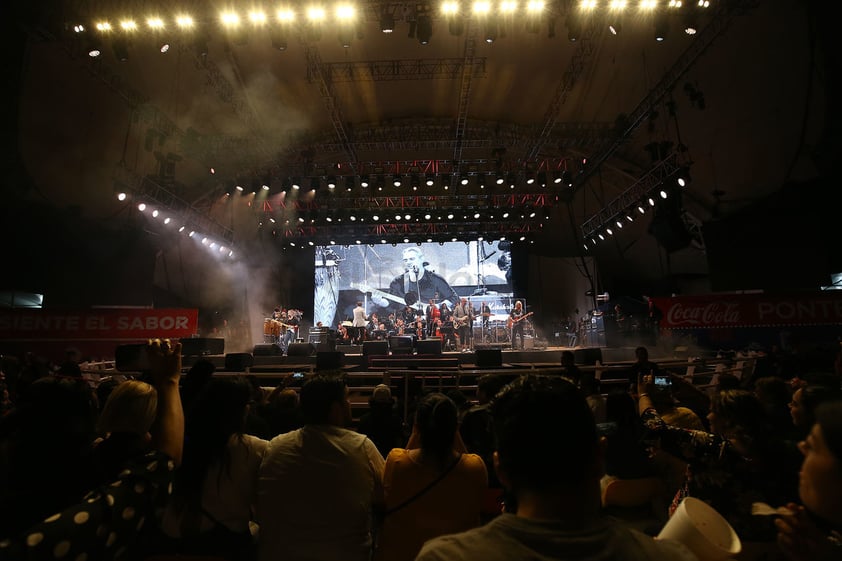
[0,450,176,561]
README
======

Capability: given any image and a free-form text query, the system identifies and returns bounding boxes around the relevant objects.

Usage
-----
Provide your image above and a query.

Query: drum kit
[478,317,534,343]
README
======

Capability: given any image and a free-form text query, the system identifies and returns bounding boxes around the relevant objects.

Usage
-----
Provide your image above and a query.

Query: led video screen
[314,241,515,329]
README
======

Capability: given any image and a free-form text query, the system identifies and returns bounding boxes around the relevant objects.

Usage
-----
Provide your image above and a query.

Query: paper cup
[657,497,741,560]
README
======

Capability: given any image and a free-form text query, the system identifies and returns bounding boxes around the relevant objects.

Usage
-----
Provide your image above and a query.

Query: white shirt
[352,305,367,328]
[257,424,385,561]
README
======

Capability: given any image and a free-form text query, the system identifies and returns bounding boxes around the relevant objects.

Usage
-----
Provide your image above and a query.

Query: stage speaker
[316,351,344,371]
[287,342,316,357]
[225,352,254,371]
[253,343,282,356]
[179,337,224,357]
[115,343,150,372]
[476,348,503,368]
[389,335,414,355]
[337,344,361,355]
[416,339,442,356]
[574,347,603,366]
[363,340,389,356]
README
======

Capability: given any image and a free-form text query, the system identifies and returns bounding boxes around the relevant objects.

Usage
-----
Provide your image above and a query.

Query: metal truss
[301,38,358,171]
[453,22,478,171]
[276,220,542,241]
[578,0,757,187]
[526,18,603,160]
[261,193,556,213]
[316,58,487,83]
[581,154,680,240]
[113,165,235,244]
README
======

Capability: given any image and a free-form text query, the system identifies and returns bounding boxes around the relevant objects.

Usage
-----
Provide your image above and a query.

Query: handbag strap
[384,453,462,517]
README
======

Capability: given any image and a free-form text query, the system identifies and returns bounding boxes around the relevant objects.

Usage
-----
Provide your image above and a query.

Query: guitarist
[509,300,529,350]
[378,247,460,314]
[453,298,472,352]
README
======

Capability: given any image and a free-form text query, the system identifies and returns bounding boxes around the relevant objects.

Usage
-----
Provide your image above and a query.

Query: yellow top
[375,448,488,561]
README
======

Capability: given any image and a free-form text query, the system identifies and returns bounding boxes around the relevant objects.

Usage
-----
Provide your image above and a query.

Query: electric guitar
[507,311,533,329]
[350,282,429,311]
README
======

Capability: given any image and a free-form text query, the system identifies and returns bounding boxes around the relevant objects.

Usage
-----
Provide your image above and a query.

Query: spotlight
[392,174,402,187]
[327,175,337,189]
[425,174,435,186]
[417,15,432,45]
[676,166,691,187]
[380,12,395,33]
[654,14,669,42]
[360,174,370,188]
[117,192,127,201]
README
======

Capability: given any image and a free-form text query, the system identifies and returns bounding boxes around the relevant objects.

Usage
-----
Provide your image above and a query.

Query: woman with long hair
[374,392,487,561]
[158,376,268,560]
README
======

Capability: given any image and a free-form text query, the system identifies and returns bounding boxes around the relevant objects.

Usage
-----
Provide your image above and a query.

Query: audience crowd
[0,340,840,561]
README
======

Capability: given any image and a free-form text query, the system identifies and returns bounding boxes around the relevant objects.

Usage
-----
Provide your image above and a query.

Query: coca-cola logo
[666,302,742,326]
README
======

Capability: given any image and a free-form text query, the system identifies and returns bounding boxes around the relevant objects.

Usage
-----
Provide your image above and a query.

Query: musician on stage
[453,298,471,352]
[352,301,367,344]
[426,298,440,338]
[283,309,301,349]
[509,300,528,350]
[465,299,476,350]
[376,246,460,312]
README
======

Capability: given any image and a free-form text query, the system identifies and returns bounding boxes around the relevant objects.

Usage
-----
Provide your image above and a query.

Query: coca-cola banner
[652,293,842,329]
[0,308,199,341]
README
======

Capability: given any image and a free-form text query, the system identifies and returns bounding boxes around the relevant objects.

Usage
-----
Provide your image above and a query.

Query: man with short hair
[258,375,385,561]
[417,376,698,561]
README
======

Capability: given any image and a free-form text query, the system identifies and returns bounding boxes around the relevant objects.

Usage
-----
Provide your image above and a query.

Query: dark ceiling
[3,0,838,300]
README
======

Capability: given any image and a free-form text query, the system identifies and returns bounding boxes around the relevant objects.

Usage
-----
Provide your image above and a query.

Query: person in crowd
[91,379,158,484]
[180,358,216,411]
[0,338,184,560]
[789,379,842,438]
[645,373,706,431]
[262,386,303,438]
[416,375,697,561]
[639,382,800,542]
[257,374,385,561]
[560,350,582,386]
[358,384,406,459]
[446,388,473,423]
[775,400,842,561]
[375,393,487,561]
[156,376,268,561]
[460,374,511,490]
[626,346,660,391]
[754,375,800,441]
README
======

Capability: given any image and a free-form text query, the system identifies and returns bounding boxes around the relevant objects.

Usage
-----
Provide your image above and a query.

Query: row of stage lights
[74,0,712,57]
[224,169,579,196]
[582,165,690,251]
[119,193,237,259]
[281,235,533,248]
[263,207,546,226]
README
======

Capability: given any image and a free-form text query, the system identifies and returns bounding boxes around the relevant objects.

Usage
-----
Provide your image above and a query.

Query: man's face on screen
[402,250,423,273]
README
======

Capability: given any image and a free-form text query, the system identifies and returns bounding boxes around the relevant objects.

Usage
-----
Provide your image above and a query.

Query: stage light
[417,15,432,45]
[525,171,535,185]
[676,166,691,187]
[660,189,669,199]
[117,192,127,201]
[164,217,171,225]
[425,174,435,186]
[327,175,337,189]
[654,14,669,42]
[372,215,379,221]
[360,175,370,188]
[138,203,146,211]
[537,171,547,186]
[380,12,395,33]
[648,197,656,206]
[291,177,301,189]
[606,228,613,236]
[392,174,402,187]
[616,220,623,229]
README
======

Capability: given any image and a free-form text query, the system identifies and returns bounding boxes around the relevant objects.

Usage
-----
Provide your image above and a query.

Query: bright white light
[372,215,379,221]
[220,12,240,26]
[152,210,159,218]
[164,217,171,225]
[220,246,226,252]
[461,178,469,185]
[228,251,234,257]
[176,15,194,28]
[502,212,509,218]
[442,2,460,15]
[500,1,518,13]
[73,24,85,33]
[639,0,658,11]
[188,231,195,237]
[137,203,146,211]
[336,4,356,20]
[447,213,454,219]
[235,185,244,192]
[95,22,112,31]
[404,214,411,220]
[201,237,208,244]
[609,0,627,9]
[307,7,326,21]
[472,2,491,14]
[119,20,138,31]
[262,184,270,190]
[117,192,127,201]
[648,197,656,206]
[277,8,296,22]
[178,226,185,232]
[526,0,545,13]
[660,189,668,199]
[638,205,646,214]
[147,18,165,29]
[474,212,481,219]
[579,0,597,10]
[210,242,217,249]
[395,214,402,220]
[598,233,605,240]
[249,11,267,24]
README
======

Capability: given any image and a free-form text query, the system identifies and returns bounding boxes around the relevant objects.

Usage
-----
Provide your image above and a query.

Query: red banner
[652,293,842,329]
[0,308,199,341]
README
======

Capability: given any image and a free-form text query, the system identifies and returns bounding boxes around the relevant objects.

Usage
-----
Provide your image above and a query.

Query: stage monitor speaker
[337,344,361,355]
[179,337,224,357]
[115,343,150,372]
[363,340,389,356]
[253,343,282,356]
[316,351,344,371]
[416,339,442,356]
[574,347,603,366]
[476,348,503,368]
[389,335,414,354]
[225,352,254,371]
[287,342,316,357]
